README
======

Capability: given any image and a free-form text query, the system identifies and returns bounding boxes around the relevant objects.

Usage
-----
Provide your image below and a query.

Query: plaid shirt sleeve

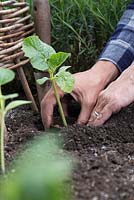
[99,2,134,72]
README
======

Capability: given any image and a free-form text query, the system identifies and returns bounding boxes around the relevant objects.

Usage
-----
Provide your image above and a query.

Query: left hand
[88,64,134,126]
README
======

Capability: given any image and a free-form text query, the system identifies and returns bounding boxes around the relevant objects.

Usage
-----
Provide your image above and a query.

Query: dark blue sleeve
[99,2,134,72]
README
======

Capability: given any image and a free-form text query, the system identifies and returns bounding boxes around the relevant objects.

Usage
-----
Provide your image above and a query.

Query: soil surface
[5,103,134,200]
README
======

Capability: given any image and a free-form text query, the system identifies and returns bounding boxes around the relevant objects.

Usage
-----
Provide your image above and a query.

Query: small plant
[0,135,73,200]
[0,68,31,174]
[22,35,74,127]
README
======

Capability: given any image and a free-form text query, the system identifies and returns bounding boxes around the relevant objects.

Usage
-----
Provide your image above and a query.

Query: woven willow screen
[0,0,38,111]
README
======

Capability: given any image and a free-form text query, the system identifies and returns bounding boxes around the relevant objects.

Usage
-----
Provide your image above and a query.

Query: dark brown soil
[5,103,134,200]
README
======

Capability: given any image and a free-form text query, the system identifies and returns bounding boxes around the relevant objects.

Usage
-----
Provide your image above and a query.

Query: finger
[88,105,112,126]
[88,110,102,123]
[41,94,57,128]
[61,95,72,117]
[77,102,93,125]
[41,85,65,128]
[61,101,68,117]
[88,95,106,123]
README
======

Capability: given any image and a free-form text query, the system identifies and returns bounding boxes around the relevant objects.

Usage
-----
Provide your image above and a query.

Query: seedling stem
[0,86,5,174]
[50,71,67,127]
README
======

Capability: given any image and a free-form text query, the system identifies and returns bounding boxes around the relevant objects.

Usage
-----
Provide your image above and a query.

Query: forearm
[99,2,134,72]
[90,61,119,88]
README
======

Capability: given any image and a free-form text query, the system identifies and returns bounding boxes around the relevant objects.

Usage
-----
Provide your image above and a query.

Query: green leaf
[5,100,31,112]
[22,35,56,71]
[30,54,49,71]
[2,93,18,100]
[0,135,73,200]
[37,77,49,85]
[0,68,15,86]
[55,71,74,93]
[58,66,71,72]
[48,52,71,72]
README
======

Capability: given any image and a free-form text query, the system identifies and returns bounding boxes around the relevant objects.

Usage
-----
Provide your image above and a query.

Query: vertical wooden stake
[33,0,51,104]
[33,0,51,44]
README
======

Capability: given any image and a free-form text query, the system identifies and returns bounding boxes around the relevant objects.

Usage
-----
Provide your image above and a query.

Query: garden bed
[5,103,134,200]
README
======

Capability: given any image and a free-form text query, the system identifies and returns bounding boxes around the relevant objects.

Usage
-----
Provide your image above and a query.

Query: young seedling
[0,135,73,200]
[0,68,31,174]
[22,35,74,127]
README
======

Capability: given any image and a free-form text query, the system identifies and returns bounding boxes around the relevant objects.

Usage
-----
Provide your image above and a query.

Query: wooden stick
[0,8,17,15]
[0,17,20,24]
[19,22,34,31]
[33,0,51,103]
[0,55,6,59]
[21,28,34,37]
[0,42,22,55]
[0,23,23,32]
[4,6,29,18]
[0,31,24,40]
[16,67,38,112]
[0,63,13,68]
[12,2,27,7]
[9,59,29,69]
[1,51,24,61]
[15,15,30,24]
[33,0,51,44]
[0,1,16,7]
[0,39,22,48]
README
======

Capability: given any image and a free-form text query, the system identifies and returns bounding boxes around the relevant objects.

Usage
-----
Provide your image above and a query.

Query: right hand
[41,61,119,128]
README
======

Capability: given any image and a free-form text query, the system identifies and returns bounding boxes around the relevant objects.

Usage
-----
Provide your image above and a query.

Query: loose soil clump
[5,104,134,200]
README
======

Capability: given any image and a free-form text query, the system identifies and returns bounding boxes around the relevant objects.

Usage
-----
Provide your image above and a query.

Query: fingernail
[77,121,85,125]
[88,117,94,122]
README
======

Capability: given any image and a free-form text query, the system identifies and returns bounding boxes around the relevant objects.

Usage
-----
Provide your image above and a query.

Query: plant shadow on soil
[5,102,134,200]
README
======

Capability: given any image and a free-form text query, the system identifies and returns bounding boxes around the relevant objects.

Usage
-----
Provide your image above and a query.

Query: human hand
[41,61,119,128]
[88,64,134,126]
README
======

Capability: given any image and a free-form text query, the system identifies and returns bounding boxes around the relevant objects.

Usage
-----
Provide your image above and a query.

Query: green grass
[49,0,130,72]
[25,0,33,14]
[17,0,130,72]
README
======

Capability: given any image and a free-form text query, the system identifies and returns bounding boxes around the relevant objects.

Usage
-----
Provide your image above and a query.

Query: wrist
[90,60,120,86]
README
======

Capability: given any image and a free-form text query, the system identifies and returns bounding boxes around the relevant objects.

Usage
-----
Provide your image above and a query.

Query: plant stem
[1,113,5,174]
[0,86,5,174]
[50,72,67,127]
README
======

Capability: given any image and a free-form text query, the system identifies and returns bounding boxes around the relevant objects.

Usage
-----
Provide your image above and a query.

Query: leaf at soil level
[0,135,73,200]
[2,93,18,100]
[5,100,31,112]
[0,68,15,86]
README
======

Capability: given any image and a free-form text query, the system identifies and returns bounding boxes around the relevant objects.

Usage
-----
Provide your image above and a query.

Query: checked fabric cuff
[99,2,134,72]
